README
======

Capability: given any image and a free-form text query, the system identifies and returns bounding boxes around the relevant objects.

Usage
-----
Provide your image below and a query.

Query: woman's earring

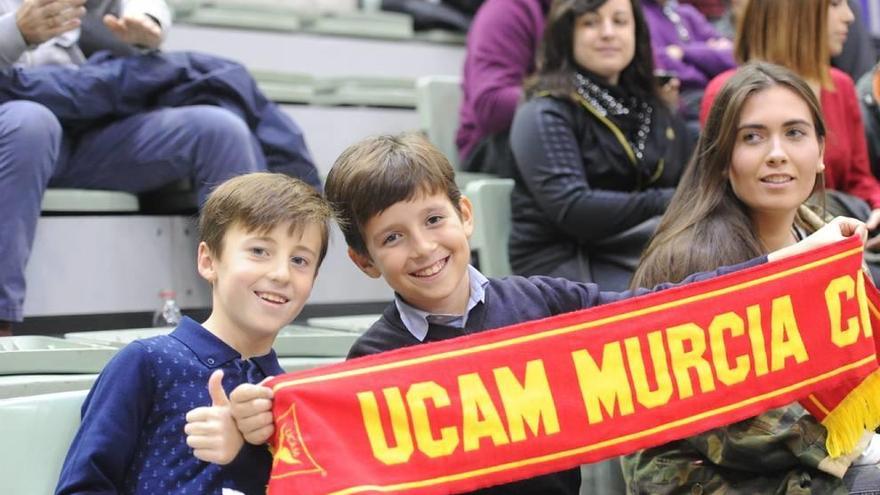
[819,162,826,172]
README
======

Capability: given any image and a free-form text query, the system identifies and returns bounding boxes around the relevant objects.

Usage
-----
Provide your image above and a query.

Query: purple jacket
[642,0,735,91]
[455,0,551,162]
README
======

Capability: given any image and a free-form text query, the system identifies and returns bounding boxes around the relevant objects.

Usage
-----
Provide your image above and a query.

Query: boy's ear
[197,241,218,283]
[348,247,381,279]
[459,195,475,239]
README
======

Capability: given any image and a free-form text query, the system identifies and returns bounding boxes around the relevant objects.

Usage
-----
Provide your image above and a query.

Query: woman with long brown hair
[699,0,880,251]
[622,62,879,494]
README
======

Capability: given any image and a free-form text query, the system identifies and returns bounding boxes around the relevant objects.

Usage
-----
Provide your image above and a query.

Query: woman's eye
[742,132,761,143]
[786,128,807,138]
[580,16,598,27]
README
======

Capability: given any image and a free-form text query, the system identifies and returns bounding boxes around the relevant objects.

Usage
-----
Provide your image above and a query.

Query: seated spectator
[712,0,746,40]
[509,0,690,291]
[832,0,879,82]
[680,0,727,23]
[857,63,880,176]
[0,0,318,336]
[624,60,880,495]
[641,0,736,126]
[700,0,880,251]
[455,0,551,176]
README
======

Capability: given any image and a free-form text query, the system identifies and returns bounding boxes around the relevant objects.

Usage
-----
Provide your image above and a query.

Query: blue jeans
[845,464,880,495]
[0,100,265,322]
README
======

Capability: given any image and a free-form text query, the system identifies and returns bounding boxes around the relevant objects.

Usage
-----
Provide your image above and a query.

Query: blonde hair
[735,0,832,88]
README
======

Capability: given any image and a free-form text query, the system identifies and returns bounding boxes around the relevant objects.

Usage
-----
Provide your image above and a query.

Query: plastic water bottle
[153,290,182,327]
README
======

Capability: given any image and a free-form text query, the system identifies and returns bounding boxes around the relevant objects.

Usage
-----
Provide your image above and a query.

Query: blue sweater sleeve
[531,256,768,313]
[55,342,155,495]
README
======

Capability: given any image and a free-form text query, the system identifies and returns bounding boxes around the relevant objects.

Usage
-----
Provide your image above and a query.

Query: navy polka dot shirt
[56,317,284,494]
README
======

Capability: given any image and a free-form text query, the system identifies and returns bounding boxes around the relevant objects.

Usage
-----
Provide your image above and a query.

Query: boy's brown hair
[199,173,333,266]
[324,132,462,256]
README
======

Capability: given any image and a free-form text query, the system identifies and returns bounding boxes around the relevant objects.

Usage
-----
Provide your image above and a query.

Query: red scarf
[267,237,880,494]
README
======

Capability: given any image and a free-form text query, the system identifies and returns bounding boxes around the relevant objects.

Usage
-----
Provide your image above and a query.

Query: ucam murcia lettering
[265,240,880,495]
[356,272,870,464]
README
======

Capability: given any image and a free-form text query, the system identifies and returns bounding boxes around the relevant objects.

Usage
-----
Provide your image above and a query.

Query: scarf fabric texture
[267,237,880,494]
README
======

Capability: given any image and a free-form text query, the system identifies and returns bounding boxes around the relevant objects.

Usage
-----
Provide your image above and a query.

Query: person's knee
[0,101,62,147]
[180,105,252,146]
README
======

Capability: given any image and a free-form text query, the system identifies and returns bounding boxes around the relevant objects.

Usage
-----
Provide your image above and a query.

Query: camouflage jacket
[620,403,858,494]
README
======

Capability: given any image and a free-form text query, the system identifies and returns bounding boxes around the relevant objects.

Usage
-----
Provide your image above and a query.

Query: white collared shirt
[394,265,490,341]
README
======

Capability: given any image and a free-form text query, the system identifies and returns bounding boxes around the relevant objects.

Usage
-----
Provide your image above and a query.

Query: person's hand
[665,44,684,61]
[706,37,733,50]
[658,77,681,111]
[230,379,275,445]
[767,216,867,262]
[865,209,880,250]
[16,0,86,45]
[103,13,161,49]
[184,370,245,465]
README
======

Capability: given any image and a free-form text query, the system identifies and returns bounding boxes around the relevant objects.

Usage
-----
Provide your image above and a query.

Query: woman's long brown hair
[631,62,827,288]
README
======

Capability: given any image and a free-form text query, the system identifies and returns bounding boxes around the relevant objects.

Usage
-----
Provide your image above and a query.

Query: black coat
[508,94,690,290]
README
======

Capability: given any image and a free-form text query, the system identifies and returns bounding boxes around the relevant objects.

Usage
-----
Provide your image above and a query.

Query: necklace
[574,72,654,161]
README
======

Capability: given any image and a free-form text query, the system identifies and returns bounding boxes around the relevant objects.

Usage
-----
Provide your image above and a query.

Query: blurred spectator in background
[455,0,551,176]
[712,0,746,40]
[508,0,689,292]
[641,0,735,130]
[832,0,878,81]
[0,0,317,336]
[679,0,727,23]
[702,0,880,263]
[857,63,880,176]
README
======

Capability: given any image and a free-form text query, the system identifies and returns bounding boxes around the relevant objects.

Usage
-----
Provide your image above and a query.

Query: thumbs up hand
[184,370,245,465]
[230,377,276,445]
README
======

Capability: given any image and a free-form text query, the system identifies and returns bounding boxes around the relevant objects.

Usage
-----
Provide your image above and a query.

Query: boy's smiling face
[350,190,474,315]
[199,221,324,357]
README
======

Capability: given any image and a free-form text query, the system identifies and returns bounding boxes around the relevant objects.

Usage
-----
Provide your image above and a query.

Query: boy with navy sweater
[55,173,334,495]
[226,133,865,493]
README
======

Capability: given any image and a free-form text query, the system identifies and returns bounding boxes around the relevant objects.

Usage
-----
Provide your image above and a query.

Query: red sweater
[701,68,880,208]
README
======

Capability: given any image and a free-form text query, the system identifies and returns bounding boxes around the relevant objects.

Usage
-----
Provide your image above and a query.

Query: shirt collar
[394,265,489,342]
[171,316,280,375]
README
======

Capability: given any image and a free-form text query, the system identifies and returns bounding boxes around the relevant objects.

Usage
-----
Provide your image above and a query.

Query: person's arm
[654,44,708,88]
[0,0,85,67]
[0,10,28,67]
[466,0,538,135]
[683,406,858,476]
[548,217,868,312]
[839,74,880,209]
[101,0,170,49]
[679,42,735,79]
[55,343,155,494]
[676,6,735,78]
[122,0,171,32]
[509,97,674,243]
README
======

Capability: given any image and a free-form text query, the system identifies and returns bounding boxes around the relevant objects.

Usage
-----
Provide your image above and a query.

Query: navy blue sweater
[56,317,284,495]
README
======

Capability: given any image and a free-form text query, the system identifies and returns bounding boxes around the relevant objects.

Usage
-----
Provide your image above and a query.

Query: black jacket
[508,94,689,290]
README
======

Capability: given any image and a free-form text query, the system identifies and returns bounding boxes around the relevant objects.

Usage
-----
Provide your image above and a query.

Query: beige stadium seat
[464,177,514,278]
[41,188,139,213]
[0,389,89,494]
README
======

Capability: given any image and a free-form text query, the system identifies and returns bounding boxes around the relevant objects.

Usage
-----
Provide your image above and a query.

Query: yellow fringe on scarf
[822,369,880,457]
